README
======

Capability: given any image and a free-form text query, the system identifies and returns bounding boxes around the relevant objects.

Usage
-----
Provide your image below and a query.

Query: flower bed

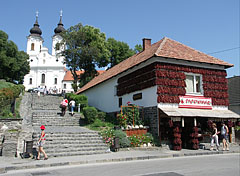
[123,128,147,136]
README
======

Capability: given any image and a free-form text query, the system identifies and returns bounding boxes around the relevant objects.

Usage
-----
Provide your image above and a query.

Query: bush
[113,130,130,148]
[128,133,154,147]
[0,82,24,118]
[97,111,106,121]
[83,106,98,124]
[65,93,88,110]
[100,128,115,146]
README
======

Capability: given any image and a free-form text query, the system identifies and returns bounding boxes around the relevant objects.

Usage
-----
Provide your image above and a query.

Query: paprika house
[77,37,239,148]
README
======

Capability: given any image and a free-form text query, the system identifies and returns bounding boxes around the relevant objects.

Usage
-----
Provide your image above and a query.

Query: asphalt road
[2,154,239,176]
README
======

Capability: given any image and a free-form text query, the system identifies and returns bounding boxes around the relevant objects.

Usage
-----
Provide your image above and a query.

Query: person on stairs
[60,99,68,116]
[37,125,48,160]
[69,99,75,116]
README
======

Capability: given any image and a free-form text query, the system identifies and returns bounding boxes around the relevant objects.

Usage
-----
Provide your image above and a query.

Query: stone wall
[0,93,34,158]
[0,119,22,157]
[143,106,158,137]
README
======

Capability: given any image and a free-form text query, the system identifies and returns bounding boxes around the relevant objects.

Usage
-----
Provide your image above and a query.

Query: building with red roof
[77,37,239,149]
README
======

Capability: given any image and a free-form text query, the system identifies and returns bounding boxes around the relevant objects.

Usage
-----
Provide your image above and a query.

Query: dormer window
[31,43,34,51]
[185,74,202,95]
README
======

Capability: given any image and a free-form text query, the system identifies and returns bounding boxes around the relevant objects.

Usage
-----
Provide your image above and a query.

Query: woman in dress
[37,125,48,160]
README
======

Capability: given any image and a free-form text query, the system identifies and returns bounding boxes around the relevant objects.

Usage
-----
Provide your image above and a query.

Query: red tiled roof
[76,37,233,94]
[63,70,105,81]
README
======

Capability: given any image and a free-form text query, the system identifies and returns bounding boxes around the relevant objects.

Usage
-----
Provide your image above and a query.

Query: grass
[85,118,114,131]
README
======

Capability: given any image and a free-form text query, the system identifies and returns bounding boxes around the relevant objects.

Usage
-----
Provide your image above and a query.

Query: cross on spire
[36,11,39,17]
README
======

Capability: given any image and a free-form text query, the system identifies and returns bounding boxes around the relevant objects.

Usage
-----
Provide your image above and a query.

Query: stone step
[46,150,108,158]
[43,146,108,153]
[33,139,104,145]
[39,143,108,149]
[32,124,81,127]
[33,132,100,137]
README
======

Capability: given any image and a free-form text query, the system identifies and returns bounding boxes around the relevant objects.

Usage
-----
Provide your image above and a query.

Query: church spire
[54,10,65,34]
[30,11,42,36]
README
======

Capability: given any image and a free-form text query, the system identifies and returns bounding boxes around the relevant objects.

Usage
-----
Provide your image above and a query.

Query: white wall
[82,56,226,113]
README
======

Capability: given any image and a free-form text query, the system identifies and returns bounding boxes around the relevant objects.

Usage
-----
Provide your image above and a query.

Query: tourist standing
[221,122,229,151]
[43,86,47,96]
[210,123,220,151]
[37,125,48,160]
[69,99,75,116]
[37,86,41,99]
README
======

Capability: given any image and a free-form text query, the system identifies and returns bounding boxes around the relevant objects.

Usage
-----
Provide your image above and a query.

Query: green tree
[0,30,30,83]
[134,44,142,53]
[59,23,110,91]
[107,38,135,68]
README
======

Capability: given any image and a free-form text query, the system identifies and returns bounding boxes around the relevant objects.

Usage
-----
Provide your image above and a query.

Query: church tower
[27,11,43,60]
[52,10,65,56]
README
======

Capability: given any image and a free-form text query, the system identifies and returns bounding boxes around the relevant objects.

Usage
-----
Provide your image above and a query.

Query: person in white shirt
[69,100,75,116]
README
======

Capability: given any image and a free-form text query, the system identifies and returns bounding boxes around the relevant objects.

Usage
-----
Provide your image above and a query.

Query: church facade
[23,13,68,93]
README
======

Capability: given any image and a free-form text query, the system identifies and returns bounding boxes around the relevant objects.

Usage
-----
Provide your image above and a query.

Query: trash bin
[113,137,120,152]
[26,141,33,154]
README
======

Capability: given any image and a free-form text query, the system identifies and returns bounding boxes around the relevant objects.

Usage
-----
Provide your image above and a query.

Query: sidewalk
[0,144,239,174]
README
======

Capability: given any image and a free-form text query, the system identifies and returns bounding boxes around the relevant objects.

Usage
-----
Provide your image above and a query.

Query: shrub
[117,113,127,128]
[97,111,106,121]
[122,104,142,125]
[83,106,98,124]
[113,130,130,148]
[128,133,153,147]
[65,93,88,110]
[100,128,115,146]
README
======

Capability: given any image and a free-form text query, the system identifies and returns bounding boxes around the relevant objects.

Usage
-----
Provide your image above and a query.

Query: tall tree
[0,30,30,83]
[107,38,135,68]
[134,44,143,53]
[59,23,110,91]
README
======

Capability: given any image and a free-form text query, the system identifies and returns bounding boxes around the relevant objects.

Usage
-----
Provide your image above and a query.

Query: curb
[0,150,239,174]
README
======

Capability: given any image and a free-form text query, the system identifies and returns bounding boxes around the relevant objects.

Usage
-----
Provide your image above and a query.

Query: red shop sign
[179,96,212,109]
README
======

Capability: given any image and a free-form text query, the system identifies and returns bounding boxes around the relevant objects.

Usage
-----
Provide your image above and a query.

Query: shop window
[64,84,66,89]
[29,78,32,85]
[31,43,34,51]
[54,78,57,84]
[185,74,202,94]
[41,74,45,84]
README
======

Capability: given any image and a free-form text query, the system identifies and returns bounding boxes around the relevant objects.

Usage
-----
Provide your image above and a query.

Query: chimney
[142,38,151,51]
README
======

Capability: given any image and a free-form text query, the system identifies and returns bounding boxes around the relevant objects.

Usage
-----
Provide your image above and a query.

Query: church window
[56,43,60,50]
[54,78,57,84]
[64,84,66,89]
[43,59,45,64]
[43,53,46,57]
[31,43,34,51]
[41,74,45,84]
[29,78,32,85]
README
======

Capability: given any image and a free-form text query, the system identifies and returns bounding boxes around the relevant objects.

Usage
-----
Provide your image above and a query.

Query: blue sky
[0,0,239,77]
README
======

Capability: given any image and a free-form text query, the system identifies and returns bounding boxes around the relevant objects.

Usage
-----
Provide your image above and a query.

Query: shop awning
[159,106,239,119]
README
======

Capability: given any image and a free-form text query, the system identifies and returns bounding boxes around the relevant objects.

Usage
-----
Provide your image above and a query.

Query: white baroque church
[23,13,72,93]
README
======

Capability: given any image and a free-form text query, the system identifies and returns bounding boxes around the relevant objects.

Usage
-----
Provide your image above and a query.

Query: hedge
[65,93,88,110]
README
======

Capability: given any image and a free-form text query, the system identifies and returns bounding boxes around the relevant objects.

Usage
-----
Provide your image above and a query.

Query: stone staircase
[31,94,109,157]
